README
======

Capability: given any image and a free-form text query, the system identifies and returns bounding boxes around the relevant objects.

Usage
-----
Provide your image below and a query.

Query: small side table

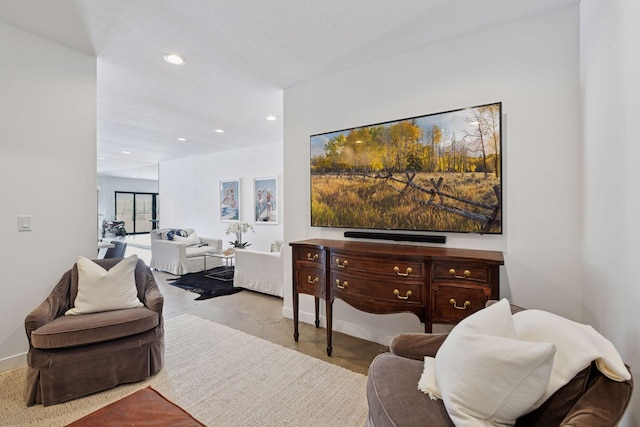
[204,252,235,281]
[97,240,115,258]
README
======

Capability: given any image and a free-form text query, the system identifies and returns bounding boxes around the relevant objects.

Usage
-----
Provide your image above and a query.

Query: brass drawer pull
[449,268,471,279]
[450,298,471,310]
[307,253,319,261]
[394,289,412,300]
[307,276,319,284]
[335,258,348,268]
[394,266,413,276]
[336,279,349,289]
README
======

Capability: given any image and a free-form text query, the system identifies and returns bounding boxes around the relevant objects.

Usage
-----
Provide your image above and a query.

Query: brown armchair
[367,304,633,426]
[24,258,164,406]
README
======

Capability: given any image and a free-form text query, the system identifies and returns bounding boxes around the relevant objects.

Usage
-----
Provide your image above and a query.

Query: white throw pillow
[435,299,556,427]
[66,255,143,315]
[173,231,201,246]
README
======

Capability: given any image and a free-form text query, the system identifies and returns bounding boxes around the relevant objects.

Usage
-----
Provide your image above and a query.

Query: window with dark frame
[115,191,159,234]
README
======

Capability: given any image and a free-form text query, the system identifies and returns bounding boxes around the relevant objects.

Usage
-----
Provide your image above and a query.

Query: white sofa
[233,240,284,297]
[150,228,223,275]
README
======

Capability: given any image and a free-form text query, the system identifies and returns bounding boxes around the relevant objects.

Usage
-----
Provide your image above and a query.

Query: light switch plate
[18,215,32,231]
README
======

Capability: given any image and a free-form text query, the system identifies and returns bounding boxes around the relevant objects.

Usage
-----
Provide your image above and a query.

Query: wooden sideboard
[290,238,504,356]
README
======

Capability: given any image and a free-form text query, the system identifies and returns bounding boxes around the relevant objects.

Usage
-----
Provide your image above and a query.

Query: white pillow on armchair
[270,239,284,253]
[173,231,201,246]
[423,299,556,427]
[66,255,143,315]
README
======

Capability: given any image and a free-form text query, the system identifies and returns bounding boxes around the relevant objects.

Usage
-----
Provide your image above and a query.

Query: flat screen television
[310,102,502,234]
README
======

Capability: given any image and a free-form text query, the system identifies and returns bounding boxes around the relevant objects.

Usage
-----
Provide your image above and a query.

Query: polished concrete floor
[126,243,388,375]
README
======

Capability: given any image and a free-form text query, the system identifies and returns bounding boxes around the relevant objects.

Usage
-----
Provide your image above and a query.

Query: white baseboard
[0,352,27,373]
[282,306,394,346]
[283,303,453,347]
[281,306,327,328]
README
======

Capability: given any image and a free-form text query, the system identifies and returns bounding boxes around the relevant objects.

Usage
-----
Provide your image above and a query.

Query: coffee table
[204,252,235,281]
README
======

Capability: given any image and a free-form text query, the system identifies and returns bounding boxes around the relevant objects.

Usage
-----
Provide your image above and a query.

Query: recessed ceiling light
[215,129,224,133]
[177,137,187,141]
[163,54,185,65]
[121,150,131,154]
[266,115,277,121]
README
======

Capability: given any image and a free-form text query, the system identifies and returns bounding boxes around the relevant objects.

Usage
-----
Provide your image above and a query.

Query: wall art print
[254,177,278,224]
[220,179,240,221]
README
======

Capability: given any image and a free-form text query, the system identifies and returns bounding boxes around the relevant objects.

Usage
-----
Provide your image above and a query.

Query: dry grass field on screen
[311,172,500,233]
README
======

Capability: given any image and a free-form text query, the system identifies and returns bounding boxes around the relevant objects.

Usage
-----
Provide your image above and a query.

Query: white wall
[284,8,582,345]
[159,143,284,252]
[0,23,96,370]
[580,0,639,424]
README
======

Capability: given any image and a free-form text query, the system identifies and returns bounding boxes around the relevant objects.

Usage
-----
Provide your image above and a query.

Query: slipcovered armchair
[233,239,284,297]
[24,257,164,406]
[150,228,223,275]
[367,301,633,426]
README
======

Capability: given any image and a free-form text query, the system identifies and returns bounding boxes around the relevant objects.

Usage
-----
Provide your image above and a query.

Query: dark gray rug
[168,267,243,300]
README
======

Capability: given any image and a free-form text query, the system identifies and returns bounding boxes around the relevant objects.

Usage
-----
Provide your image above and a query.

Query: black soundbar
[344,231,446,244]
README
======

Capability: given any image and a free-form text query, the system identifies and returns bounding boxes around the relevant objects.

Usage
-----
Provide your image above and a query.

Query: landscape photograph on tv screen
[310,102,502,234]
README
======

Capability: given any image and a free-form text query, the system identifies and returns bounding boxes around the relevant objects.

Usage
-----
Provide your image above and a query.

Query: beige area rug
[0,314,369,427]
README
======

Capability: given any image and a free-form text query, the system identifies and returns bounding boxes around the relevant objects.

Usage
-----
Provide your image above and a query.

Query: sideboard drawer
[330,272,423,305]
[295,266,326,296]
[330,252,424,282]
[431,283,491,323]
[294,247,326,266]
[432,261,492,284]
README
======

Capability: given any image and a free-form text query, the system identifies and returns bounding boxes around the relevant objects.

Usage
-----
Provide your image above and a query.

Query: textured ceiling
[0,0,579,179]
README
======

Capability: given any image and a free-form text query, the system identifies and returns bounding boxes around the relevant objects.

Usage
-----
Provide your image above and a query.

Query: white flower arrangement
[225,221,254,248]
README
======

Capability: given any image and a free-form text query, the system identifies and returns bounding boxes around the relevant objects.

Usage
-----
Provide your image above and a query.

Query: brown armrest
[143,269,164,314]
[24,270,72,345]
[25,301,54,344]
[389,333,448,361]
[560,367,633,427]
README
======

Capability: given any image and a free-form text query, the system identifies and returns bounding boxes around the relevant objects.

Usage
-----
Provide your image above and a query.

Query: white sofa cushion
[173,231,201,246]
[185,245,217,258]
